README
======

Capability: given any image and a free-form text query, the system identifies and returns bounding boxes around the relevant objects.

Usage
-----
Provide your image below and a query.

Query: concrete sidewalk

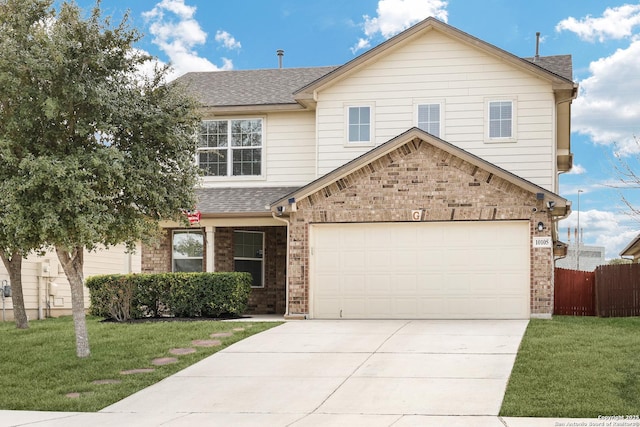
[0,320,616,426]
[0,411,613,426]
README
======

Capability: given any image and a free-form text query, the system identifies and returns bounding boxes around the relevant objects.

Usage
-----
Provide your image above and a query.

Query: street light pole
[577,189,583,270]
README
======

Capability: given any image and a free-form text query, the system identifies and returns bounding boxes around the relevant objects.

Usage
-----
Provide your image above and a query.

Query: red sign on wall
[183,209,201,224]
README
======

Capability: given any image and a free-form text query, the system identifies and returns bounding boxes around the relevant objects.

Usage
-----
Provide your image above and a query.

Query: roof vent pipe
[277,49,284,68]
[535,32,540,61]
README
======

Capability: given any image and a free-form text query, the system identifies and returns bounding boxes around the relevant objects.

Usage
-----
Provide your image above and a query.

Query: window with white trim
[172,230,204,272]
[234,231,264,288]
[347,106,371,143]
[417,103,441,137]
[198,119,262,176]
[488,101,513,139]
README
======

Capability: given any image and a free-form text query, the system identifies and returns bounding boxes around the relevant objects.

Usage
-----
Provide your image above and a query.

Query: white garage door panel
[311,221,530,319]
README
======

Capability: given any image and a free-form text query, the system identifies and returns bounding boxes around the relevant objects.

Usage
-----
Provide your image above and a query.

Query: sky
[68,0,640,260]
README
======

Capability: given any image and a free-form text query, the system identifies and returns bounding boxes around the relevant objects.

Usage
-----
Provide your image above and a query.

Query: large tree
[0,188,39,330]
[0,0,201,357]
[0,0,56,330]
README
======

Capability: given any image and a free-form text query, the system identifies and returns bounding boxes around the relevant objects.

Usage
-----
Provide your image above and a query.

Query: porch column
[205,226,215,272]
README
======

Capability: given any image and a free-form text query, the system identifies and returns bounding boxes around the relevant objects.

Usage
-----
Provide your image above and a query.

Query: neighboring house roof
[195,187,298,217]
[174,67,338,109]
[270,127,571,216]
[620,233,640,259]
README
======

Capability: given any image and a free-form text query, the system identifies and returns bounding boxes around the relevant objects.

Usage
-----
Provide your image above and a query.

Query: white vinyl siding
[199,111,317,188]
[315,30,556,191]
[0,245,141,319]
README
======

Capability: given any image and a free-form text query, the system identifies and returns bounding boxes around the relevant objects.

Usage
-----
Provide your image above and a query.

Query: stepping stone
[120,368,155,375]
[192,339,221,347]
[152,357,178,366]
[92,379,122,385]
[210,332,233,338]
[232,327,245,332]
[66,392,81,399]
[169,348,196,355]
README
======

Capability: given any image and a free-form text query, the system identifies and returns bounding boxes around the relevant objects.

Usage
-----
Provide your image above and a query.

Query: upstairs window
[198,119,263,176]
[347,106,371,143]
[488,101,513,139]
[172,230,204,272]
[417,103,441,137]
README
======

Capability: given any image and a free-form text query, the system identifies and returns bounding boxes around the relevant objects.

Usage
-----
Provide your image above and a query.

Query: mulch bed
[100,315,250,324]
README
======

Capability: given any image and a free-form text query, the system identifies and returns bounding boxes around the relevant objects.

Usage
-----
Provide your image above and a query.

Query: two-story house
[143,17,577,320]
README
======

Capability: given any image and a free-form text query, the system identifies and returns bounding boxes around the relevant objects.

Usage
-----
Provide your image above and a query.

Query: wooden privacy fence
[554,268,595,316]
[595,263,640,317]
[554,264,640,317]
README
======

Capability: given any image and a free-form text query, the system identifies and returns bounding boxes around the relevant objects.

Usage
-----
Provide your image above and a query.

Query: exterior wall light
[537,222,544,232]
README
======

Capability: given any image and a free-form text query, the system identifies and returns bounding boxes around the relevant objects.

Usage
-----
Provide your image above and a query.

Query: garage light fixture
[537,222,544,232]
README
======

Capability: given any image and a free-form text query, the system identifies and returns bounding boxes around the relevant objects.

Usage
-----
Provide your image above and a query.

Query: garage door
[310,221,530,319]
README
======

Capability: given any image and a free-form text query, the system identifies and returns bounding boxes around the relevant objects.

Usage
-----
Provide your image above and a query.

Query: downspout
[551,202,572,261]
[271,212,290,317]
[552,85,578,245]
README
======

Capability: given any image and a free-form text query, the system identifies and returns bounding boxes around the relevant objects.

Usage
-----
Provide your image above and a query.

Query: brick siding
[142,228,206,273]
[141,229,172,273]
[214,227,287,315]
[142,226,287,315]
[286,138,555,317]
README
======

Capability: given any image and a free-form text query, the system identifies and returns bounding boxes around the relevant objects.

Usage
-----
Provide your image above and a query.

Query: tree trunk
[56,246,90,358]
[0,251,29,329]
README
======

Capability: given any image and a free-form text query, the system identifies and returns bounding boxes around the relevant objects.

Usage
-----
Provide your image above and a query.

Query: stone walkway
[64,324,251,400]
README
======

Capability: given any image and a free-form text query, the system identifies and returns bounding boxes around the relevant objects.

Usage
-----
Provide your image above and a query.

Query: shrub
[86,275,139,320]
[86,272,252,321]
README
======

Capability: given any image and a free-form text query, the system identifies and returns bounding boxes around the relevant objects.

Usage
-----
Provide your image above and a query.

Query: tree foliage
[0,0,201,356]
[609,258,632,265]
[613,137,640,217]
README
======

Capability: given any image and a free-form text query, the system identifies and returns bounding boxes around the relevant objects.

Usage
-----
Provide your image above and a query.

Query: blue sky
[71,0,640,260]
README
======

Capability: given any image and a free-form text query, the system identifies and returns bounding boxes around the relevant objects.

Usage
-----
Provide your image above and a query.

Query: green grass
[500,316,640,418]
[0,316,281,412]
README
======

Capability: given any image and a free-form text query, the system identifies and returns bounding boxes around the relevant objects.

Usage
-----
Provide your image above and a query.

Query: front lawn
[0,316,281,412]
[500,316,640,417]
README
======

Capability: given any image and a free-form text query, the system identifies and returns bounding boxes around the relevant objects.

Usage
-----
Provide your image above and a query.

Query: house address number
[533,237,552,248]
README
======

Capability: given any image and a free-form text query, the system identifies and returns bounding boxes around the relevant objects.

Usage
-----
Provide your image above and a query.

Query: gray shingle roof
[175,67,338,107]
[176,54,572,108]
[195,187,299,214]
[524,55,573,81]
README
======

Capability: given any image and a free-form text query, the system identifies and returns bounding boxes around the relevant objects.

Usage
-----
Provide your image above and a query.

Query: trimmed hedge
[86,272,252,321]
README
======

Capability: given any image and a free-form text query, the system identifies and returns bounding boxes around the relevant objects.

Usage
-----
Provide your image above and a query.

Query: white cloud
[352,0,448,53]
[350,38,371,54]
[566,164,587,175]
[571,39,640,154]
[142,0,233,80]
[215,30,241,50]
[559,208,639,259]
[144,0,195,20]
[556,4,640,42]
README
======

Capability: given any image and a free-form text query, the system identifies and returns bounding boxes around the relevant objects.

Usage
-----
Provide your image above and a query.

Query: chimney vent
[277,49,284,68]
[535,32,540,61]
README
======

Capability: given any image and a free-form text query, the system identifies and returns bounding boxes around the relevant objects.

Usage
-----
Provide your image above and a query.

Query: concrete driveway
[98,319,528,426]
